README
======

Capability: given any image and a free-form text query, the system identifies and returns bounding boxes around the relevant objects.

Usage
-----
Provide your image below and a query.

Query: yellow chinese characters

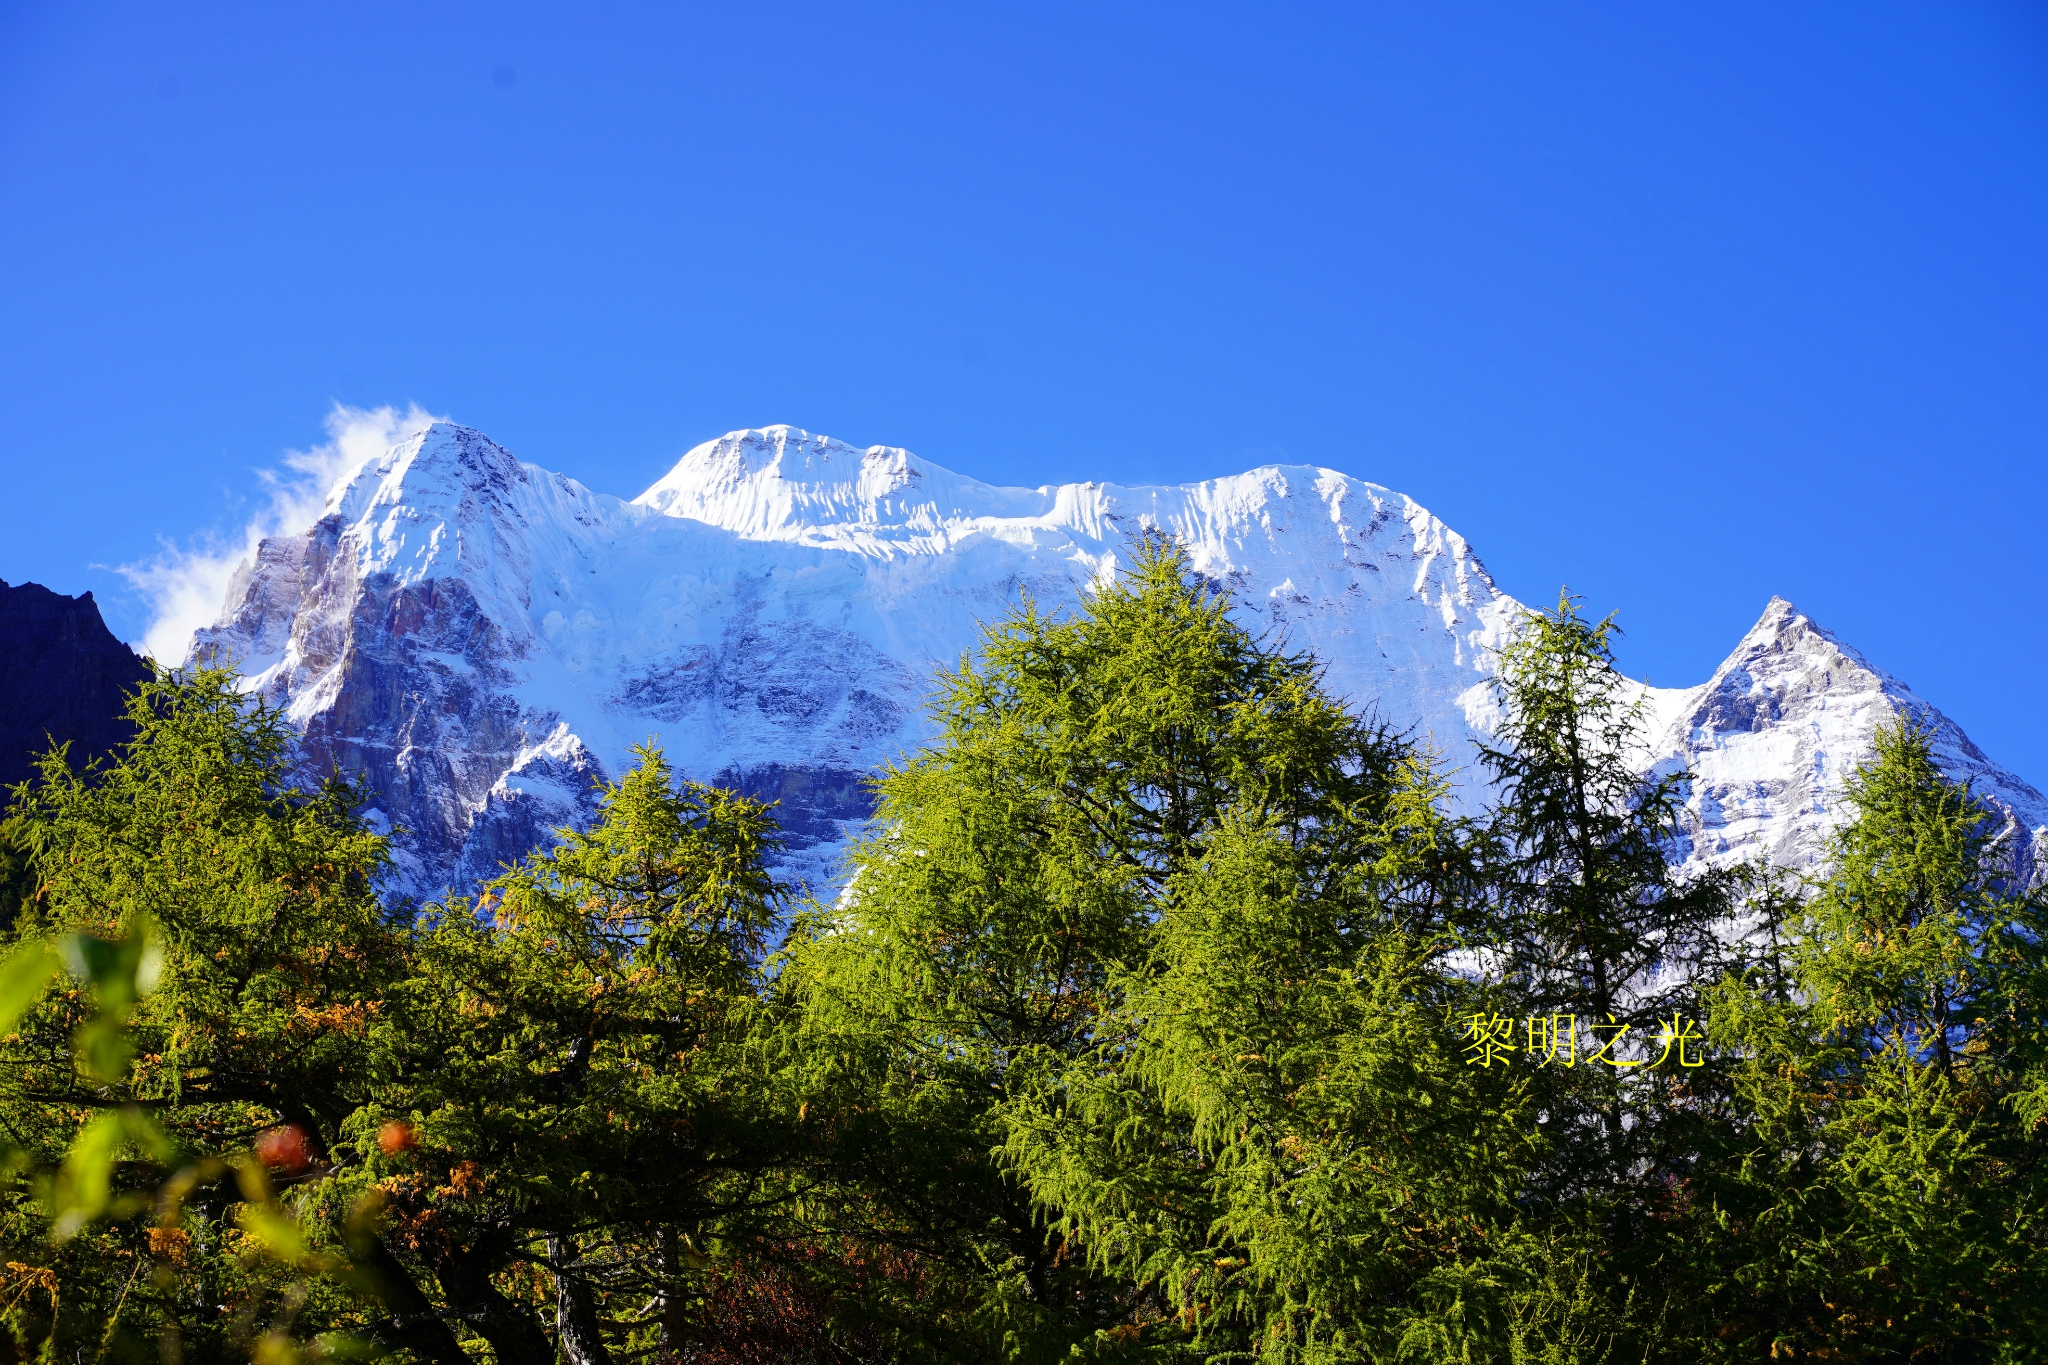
[1652,1014,1706,1068]
[1583,1015,1644,1068]
[1524,1013,1577,1067]
[1457,1012,1517,1068]
[1458,1013,1707,1068]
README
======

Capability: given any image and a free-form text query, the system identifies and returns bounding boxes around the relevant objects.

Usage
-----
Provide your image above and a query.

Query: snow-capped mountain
[193,423,2048,899]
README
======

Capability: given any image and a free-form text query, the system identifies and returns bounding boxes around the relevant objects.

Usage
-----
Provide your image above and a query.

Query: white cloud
[121,403,446,664]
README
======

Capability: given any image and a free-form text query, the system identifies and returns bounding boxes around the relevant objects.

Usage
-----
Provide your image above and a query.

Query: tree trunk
[437,1245,557,1365]
[657,1227,681,1361]
[549,1233,614,1365]
[352,1236,473,1365]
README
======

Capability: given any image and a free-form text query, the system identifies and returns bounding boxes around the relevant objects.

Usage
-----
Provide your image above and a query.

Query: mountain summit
[191,423,2048,897]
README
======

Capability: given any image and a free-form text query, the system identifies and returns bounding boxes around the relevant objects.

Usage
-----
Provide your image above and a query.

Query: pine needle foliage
[1479,590,1729,1033]
[999,794,1539,1363]
[784,537,1536,1361]
[488,741,781,993]
[0,664,409,1362]
[1697,720,2048,1359]
[0,677,809,1365]
[6,576,2046,1365]
[1468,592,1739,1354]
[383,743,796,1365]
[822,533,1420,1080]
[785,533,1391,1359]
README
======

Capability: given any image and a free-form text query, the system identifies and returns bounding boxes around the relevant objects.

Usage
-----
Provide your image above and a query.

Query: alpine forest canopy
[3,543,2045,1364]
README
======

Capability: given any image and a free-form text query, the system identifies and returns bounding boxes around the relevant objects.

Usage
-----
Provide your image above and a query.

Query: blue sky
[2,2,2045,781]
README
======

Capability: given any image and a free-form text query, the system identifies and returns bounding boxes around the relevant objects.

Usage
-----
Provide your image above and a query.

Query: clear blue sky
[3,3,2045,782]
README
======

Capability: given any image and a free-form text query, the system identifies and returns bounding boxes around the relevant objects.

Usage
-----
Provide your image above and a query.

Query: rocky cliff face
[187,423,2048,899]
[0,580,153,792]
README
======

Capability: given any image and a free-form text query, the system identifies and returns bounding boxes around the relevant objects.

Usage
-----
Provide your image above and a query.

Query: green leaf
[60,914,159,1009]
[240,1202,313,1264]
[56,917,161,1080]
[74,1015,134,1084]
[0,939,60,1034]
[46,1111,126,1240]
[45,1106,176,1241]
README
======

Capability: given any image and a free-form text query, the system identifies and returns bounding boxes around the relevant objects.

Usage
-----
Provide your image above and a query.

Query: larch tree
[1698,719,2048,1359]
[784,537,1539,1362]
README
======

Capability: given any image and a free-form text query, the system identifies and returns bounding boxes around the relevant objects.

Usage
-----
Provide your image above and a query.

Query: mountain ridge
[186,422,2047,898]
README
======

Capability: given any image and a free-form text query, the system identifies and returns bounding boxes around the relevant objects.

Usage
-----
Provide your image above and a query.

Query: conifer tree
[1698,719,2048,1358]
[0,665,429,1363]
[15,578,2048,1364]
[1467,591,1737,1355]
[1480,590,1728,1043]
[784,537,1537,1360]
[0,674,807,1365]
[0,815,32,930]
[1478,593,1728,1140]
[380,744,795,1365]
[999,772,1543,1362]
[783,535,1341,1357]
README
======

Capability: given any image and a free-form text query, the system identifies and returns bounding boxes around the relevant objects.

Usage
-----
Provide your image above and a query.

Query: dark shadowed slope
[0,580,152,792]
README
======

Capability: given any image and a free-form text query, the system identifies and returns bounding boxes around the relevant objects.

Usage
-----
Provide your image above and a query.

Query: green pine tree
[372,742,796,1365]
[784,537,1541,1361]
[0,664,417,1363]
[0,671,810,1365]
[1479,590,1729,1045]
[1699,719,2048,1360]
[1471,591,1735,1355]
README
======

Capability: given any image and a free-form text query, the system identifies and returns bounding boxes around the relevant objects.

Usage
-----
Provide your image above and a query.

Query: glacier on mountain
[191,423,2048,899]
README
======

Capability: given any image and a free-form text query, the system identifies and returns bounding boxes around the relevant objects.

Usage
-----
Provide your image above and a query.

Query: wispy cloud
[120,403,445,664]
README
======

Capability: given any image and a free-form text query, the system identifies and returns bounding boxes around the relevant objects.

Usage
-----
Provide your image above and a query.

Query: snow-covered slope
[192,423,2048,899]
[1645,598,2047,887]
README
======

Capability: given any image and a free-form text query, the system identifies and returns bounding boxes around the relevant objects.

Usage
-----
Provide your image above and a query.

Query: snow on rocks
[190,422,2048,900]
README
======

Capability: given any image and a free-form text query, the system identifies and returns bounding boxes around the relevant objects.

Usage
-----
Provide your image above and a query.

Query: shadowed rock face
[711,763,877,847]
[199,505,605,900]
[0,581,153,792]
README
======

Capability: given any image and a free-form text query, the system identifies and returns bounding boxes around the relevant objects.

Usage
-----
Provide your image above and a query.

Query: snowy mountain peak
[311,423,559,636]
[1650,594,2047,884]
[1735,596,1879,677]
[329,422,529,522]
[192,422,2047,899]
[636,426,949,540]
